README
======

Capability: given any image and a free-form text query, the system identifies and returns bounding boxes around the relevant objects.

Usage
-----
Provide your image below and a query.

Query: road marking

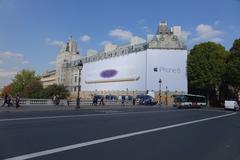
[0,109,195,122]
[4,112,237,160]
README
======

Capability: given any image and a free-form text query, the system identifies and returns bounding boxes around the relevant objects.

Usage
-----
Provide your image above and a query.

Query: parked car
[136,94,146,103]
[138,95,157,105]
[224,100,239,111]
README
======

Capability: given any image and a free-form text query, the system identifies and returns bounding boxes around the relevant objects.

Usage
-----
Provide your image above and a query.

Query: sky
[0,0,239,88]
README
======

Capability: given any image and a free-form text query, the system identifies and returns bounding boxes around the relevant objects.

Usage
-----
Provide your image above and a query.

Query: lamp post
[159,79,162,105]
[76,60,83,109]
[165,86,168,105]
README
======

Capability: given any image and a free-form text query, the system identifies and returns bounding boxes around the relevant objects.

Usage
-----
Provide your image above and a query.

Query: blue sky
[0,0,239,88]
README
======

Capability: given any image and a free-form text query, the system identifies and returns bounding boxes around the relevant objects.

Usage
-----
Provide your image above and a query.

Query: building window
[74,76,77,83]
[74,87,76,92]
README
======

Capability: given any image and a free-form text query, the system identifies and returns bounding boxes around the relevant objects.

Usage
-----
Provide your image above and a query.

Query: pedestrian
[1,94,8,107]
[16,94,20,108]
[7,94,13,107]
[99,96,104,106]
[94,96,98,106]
[66,97,70,106]
[56,95,60,106]
[53,95,56,105]
[121,95,125,106]
[132,97,136,106]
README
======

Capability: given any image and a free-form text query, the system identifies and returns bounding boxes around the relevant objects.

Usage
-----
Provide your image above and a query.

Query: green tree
[188,42,229,106]
[42,84,70,99]
[226,39,240,100]
[11,69,39,96]
[22,79,44,98]
[1,84,12,97]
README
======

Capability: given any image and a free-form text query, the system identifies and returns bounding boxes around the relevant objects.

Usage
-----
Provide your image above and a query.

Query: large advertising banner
[146,49,187,92]
[81,49,188,92]
[81,51,147,91]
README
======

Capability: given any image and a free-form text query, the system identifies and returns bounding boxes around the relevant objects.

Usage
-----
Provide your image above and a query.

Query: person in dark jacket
[121,96,125,106]
[1,94,8,107]
[99,96,105,106]
[132,97,136,106]
[16,94,20,108]
[7,94,13,107]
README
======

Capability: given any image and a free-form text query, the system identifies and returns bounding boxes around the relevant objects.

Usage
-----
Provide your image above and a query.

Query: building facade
[40,70,56,88]
[41,21,188,103]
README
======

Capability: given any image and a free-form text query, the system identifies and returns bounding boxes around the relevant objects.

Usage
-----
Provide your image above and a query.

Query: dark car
[136,94,146,103]
[138,95,157,105]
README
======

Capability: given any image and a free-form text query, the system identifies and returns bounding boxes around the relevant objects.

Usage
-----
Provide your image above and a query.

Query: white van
[224,100,239,111]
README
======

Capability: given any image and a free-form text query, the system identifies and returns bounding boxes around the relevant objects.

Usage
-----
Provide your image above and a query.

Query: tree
[41,84,70,99]
[11,69,39,96]
[22,79,44,98]
[226,39,240,100]
[188,42,229,106]
[1,84,12,96]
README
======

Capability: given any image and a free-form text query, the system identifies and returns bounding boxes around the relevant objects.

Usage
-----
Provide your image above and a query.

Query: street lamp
[165,86,168,105]
[159,79,162,105]
[76,60,83,109]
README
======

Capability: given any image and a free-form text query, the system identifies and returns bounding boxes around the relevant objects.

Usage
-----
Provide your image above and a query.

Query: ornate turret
[69,36,77,53]
[148,21,186,49]
[156,21,170,35]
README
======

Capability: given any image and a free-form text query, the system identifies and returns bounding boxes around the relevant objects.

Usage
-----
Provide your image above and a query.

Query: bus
[172,94,206,109]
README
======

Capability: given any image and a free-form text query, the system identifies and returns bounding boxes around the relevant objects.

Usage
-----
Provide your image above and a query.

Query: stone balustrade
[0,98,135,106]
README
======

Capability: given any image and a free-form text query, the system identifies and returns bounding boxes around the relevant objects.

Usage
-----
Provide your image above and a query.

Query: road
[0,107,239,160]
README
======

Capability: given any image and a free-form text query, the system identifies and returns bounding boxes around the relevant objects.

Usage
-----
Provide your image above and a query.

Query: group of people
[1,94,20,108]
[92,95,105,106]
[91,95,136,106]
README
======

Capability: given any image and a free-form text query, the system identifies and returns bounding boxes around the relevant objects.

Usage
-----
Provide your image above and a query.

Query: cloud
[45,38,65,48]
[136,19,152,33]
[80,35,91,42]
[0,68,17,78]
[0,51,23,58]
[0,68,18,88]
[21,60,30,64]
[191,24,223,43]
[109,29,133,41]
[100,40,113,46]
[49,60,56,65]
[179,31,191,42]
[0,51,29,65]
[142,26,151,33]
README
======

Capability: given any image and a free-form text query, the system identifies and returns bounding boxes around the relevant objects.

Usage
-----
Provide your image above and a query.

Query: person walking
[7,94,13,107]
[66,97,70,106]
[53,95,56,105]
[56,95,60,106]
[16,94,20,108]
[1,94,8,107]
[99,96,105,106]
[132,97,136,106]
[121,95,125,106]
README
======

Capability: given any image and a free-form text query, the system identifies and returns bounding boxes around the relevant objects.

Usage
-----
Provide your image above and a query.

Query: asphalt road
[0,107,239,160]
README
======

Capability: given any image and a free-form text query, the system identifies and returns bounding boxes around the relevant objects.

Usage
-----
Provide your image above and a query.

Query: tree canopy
[187,42,229,105]
[11,69,39,96]
[22,79,43,98]
[226,39,240,100]
[41,84,70,99]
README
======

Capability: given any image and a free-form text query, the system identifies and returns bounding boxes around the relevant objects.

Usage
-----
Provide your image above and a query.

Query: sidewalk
[0,104,167,113]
